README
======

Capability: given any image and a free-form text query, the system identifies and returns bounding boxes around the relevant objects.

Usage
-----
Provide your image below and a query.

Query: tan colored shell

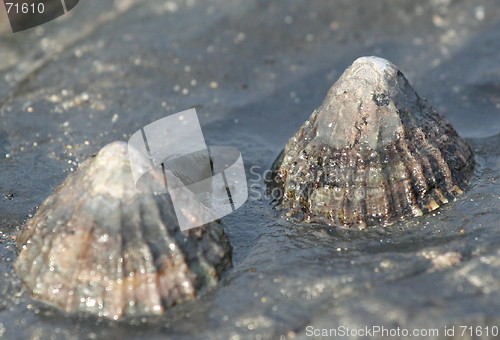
[273,56,474,228]
[14,142,231,319]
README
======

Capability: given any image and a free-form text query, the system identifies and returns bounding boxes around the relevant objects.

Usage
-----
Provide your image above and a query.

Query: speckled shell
[273,56,474,228]
[14,142,232,319]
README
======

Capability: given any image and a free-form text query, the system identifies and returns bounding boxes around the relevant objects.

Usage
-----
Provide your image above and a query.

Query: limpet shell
[14,141,231,319]
[273,56,474,228]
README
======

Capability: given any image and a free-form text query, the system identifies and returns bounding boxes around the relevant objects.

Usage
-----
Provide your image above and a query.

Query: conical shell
[273,56,474,228]
[14,142,232,319]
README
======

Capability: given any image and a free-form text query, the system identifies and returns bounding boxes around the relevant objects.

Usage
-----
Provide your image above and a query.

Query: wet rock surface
[273,56,474,228]
[0,0,499,339]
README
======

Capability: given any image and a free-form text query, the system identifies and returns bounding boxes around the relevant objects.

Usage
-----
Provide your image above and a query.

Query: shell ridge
[28,190,90,309]
[159,203,198,302]
[141,198,173,313]
[135,200,163,314]
[340,152,356,225]
[391,144,416,218]
[356,153,368,228]
[123,202,144,315]
[379,146,400,223]
[424,150,454,202]
[411,122,457,203]
[419,118,458,189]
[143,197,191,311]
[67,221,96,313]
[114,200,126,317]
[99,203,125,319]
[395,137,424,216]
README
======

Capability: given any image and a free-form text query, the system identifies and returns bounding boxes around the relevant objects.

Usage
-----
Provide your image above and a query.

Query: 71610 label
[2,0,79,32]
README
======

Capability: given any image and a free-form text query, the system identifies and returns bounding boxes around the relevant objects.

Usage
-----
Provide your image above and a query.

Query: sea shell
[272,56,474,228]
[14,142,232,319]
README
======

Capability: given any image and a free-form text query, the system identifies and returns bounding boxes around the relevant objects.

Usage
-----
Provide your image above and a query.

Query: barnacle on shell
[272,56,474,228]
[14,142,231,319]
